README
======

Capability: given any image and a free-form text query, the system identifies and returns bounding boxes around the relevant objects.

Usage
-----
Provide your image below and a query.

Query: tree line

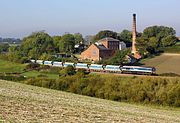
[0,25,179,63]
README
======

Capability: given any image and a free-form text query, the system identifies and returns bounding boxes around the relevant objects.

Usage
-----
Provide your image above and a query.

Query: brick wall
[81,44,100,61]
[108,41,119,50]
[99,50,114,60]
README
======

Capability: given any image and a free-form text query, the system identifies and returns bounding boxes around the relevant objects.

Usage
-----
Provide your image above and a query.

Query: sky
[0,0,180,38]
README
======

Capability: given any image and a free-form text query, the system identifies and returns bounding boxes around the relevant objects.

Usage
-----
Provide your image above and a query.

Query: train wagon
[104,65,121,73]
[63,62,75,67]
[36,60,44,65]
[52,62,63,67]
[30,59,36,63]
[89,64,104,71]
[75,63,88,69]
[44,61,53,66]
[30,59,156,75]
[121,66,156,75]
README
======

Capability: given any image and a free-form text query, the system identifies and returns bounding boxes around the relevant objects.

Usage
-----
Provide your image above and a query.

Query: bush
[21,74,180,107]
[26,63,40,70]
[159,73,180,77]
[59,65,76,77]
[0,75,26,82]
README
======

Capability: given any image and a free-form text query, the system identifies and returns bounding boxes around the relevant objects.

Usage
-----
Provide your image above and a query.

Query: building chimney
[131,14,141,59]
[132,14,137,54]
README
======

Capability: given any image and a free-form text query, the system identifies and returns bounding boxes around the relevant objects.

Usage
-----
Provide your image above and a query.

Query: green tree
[39,53,55,61]
[7,46,25,63]
[99,49,130,65]
[137,37,157,55]
[74,33,84,44]
[20,32,55,59]
[93,30,118,41]
[161,35,178,47]
[59,65,76,76]
[60,34,75,53]
[142,26,176,47]
[137,26,177,55]
[0,43,9,53]
[119,30,132,43]
[53,36,61,53]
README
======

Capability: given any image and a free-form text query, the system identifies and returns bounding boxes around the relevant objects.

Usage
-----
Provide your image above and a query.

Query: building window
[92,51,96,55]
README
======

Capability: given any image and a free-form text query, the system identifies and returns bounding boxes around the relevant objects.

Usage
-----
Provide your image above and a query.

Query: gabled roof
[99,37,120,42]
[95,44,110,50]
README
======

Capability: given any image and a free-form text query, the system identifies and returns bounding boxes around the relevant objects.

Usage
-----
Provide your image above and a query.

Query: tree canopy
[60,34,76,53]
[93,30,118,41]
[20,32,54,59]
[119,30,132,43]
[74,33,84,44]
[137,26,178,55]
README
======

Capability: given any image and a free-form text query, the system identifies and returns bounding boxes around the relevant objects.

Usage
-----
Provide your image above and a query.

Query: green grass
[0,59,59,79]
[22,70,59,79]
[161,44,180,53]
[0,59,26,73]
[0,80,179,122]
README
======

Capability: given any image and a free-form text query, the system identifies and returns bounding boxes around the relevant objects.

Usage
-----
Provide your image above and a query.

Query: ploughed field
[0,80,180,123]
[142,53,180,75]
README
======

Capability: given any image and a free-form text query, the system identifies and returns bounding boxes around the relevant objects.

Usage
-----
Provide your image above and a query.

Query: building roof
[99,37,120,42]
[95,44,110,50]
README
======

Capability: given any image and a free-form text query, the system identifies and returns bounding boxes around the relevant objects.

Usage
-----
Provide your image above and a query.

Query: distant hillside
[142,53,180,74]
[0,80,179,123]
[0,38,21,44]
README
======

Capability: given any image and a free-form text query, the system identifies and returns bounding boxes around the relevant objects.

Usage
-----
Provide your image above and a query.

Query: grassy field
[142,53,180,74]
[22,70,59,79]
[0,80,179,123]
[161,43,180,54]
[0,59,59,79]
[0,59,25,73]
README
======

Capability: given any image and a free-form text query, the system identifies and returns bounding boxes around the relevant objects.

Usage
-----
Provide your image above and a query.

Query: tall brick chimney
[132,14,137,54]
[131,14,141,59]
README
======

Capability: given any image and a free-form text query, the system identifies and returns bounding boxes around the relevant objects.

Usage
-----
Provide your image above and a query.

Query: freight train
[30,60,156,75]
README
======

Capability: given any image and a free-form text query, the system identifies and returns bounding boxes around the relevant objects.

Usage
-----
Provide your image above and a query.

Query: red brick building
[81,37,126,61]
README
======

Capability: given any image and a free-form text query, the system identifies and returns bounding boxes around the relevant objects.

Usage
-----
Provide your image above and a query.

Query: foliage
[60,34,75,53]
[161,35,178,47]
[52,36,61,52]
[59,65,76,76]
[0,43,9,53]
[20,32,55,59]
[0,59,26,73]
[7,46,25,63]
[39,53,56,61]
[24,74,180,107]
[142,26,176,39]
[137,26,177,55]
[26,63,40,70]
[74,33,84,44]
[160,43,180,53]
[0,74,26,82]
[98,49,130,65]
[119,30,132,43]
[93,30,118,42]
[159,73,180,77]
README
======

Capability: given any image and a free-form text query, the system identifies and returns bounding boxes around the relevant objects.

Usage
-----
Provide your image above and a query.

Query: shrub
[26,63,40,70]
[21,74,180,107]
[59,65,76,77]
[0,75,26,82]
